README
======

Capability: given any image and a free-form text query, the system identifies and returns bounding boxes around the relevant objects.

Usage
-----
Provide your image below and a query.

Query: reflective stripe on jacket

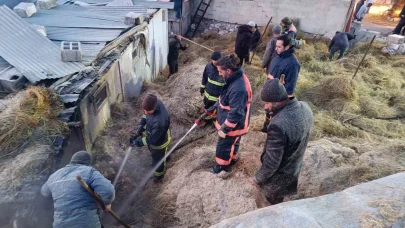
[201,63,225,101]
[139,100,171,148]
[215,69,252,137]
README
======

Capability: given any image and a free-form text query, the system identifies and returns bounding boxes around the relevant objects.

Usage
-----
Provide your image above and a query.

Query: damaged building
[0,1,173,226]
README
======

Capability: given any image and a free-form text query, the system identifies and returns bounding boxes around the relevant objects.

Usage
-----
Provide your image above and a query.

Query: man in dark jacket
[197,54,252,173]
[251,79,313,205]
[393,4,405,35]
[268,34,300,97]
[280,17,297,41]
[329,31,355,61]
[262,25,282,74]
[250,23,261,52]
[168,34,188,77]
[200,51,224,123]
[130,94,171,181]
[235,22,255,66]
[41,151,115,228]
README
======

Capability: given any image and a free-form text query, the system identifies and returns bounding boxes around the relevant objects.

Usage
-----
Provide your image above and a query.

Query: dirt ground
[93,29,405,227]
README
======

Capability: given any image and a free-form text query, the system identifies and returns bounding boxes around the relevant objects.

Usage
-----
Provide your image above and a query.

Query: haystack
[301,77,357,108]
[0,87,67,155]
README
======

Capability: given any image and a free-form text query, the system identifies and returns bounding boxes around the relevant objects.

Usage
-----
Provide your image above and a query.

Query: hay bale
[301,77,357,107]
[0,87,67,154]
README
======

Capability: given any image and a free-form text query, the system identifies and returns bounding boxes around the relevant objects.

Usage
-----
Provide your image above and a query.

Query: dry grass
[0,87,67,155]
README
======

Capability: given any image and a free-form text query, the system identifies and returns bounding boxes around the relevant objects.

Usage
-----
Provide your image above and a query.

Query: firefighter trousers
[149,146,168,177]
[215,136,241,166]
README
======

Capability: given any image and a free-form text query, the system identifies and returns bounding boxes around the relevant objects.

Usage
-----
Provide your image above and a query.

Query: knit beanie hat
[261,79,288,102]
[70,151,92,165]
[272,24,282,35]
[281,17,292,26]
[142,94,158,111]
[211,51,222,61]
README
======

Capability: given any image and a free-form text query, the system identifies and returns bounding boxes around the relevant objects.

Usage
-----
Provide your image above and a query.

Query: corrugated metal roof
[59,94,80,103]
[0,57,12,73]
[107,0,133,6]
[24,6,147,29]
[0,6,85,83]
[53,41,106,65]
[132,0,174,9]
[46,27,123,42]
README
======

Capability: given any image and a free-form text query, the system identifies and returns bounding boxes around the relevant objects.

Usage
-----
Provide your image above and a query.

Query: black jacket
[269,47,300,95]
[254,98,314,193]
[329,32,355,50]
[138,100,171,148]
[235,25,252,56]
[250,29,261,51]
[201,63,225,100]
[215,69,252,137]
[168,37,187,62]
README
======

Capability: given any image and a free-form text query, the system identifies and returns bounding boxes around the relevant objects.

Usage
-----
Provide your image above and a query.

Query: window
[92,82,108,112]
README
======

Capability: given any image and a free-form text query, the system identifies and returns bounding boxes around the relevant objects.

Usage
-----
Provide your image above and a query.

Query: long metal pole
[249,16,273,64]
[353,35,376,79]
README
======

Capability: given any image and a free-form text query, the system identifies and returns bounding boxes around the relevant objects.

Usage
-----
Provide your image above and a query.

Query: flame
[368,5,391,15]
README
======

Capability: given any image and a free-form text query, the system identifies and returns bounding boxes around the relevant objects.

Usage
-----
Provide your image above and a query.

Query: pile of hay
[0,87,67,155]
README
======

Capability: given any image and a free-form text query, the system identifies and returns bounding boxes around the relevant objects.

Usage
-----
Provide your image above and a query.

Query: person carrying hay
[130,94,171,182]
[250,79,313,205]
[41,151,115,228]
[196,54,252,174]
[268,34,300,98]
[200,51,224,125]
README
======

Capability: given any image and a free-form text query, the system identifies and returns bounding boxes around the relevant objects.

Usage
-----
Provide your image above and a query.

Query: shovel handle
[76,176,131,228]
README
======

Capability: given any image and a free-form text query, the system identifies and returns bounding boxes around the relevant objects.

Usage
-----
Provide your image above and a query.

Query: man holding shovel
[130,94,171,182]
[41,151,115,228]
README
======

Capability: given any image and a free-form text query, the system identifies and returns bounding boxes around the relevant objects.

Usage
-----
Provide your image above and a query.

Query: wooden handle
[76,176,131,228]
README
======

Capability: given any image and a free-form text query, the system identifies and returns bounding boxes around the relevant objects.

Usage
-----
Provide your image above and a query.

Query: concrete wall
[190,0,352,34]
[148,9,169,81]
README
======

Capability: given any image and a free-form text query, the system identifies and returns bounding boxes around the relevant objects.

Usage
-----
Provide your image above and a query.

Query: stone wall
[190,0,352,35]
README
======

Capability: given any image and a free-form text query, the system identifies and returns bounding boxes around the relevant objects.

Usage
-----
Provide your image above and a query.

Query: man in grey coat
[250,79,313,205]
[41,151,115,228]
[262,25,282,74]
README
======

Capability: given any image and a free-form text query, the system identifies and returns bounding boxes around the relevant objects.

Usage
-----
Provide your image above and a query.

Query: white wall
[192,0,352,34]
[148,9,169,81]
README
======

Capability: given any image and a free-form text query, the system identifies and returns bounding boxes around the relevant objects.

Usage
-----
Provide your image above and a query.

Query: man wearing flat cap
[41,151,115,228]
[250,79,313,205]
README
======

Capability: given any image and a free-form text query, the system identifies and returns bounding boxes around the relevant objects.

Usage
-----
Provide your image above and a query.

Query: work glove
[200,87,205,96]
[135,125,144,137]
[129,135,138,145]
[195,112,207,126]
[133,137,144,148]
[218,123,232,138]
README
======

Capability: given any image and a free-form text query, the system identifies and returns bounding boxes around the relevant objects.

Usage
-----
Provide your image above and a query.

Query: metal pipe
[249,16,273,64]
[353,35,376,79]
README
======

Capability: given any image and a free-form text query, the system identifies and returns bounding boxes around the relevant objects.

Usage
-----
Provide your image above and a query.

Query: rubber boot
[211,164,230,174]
